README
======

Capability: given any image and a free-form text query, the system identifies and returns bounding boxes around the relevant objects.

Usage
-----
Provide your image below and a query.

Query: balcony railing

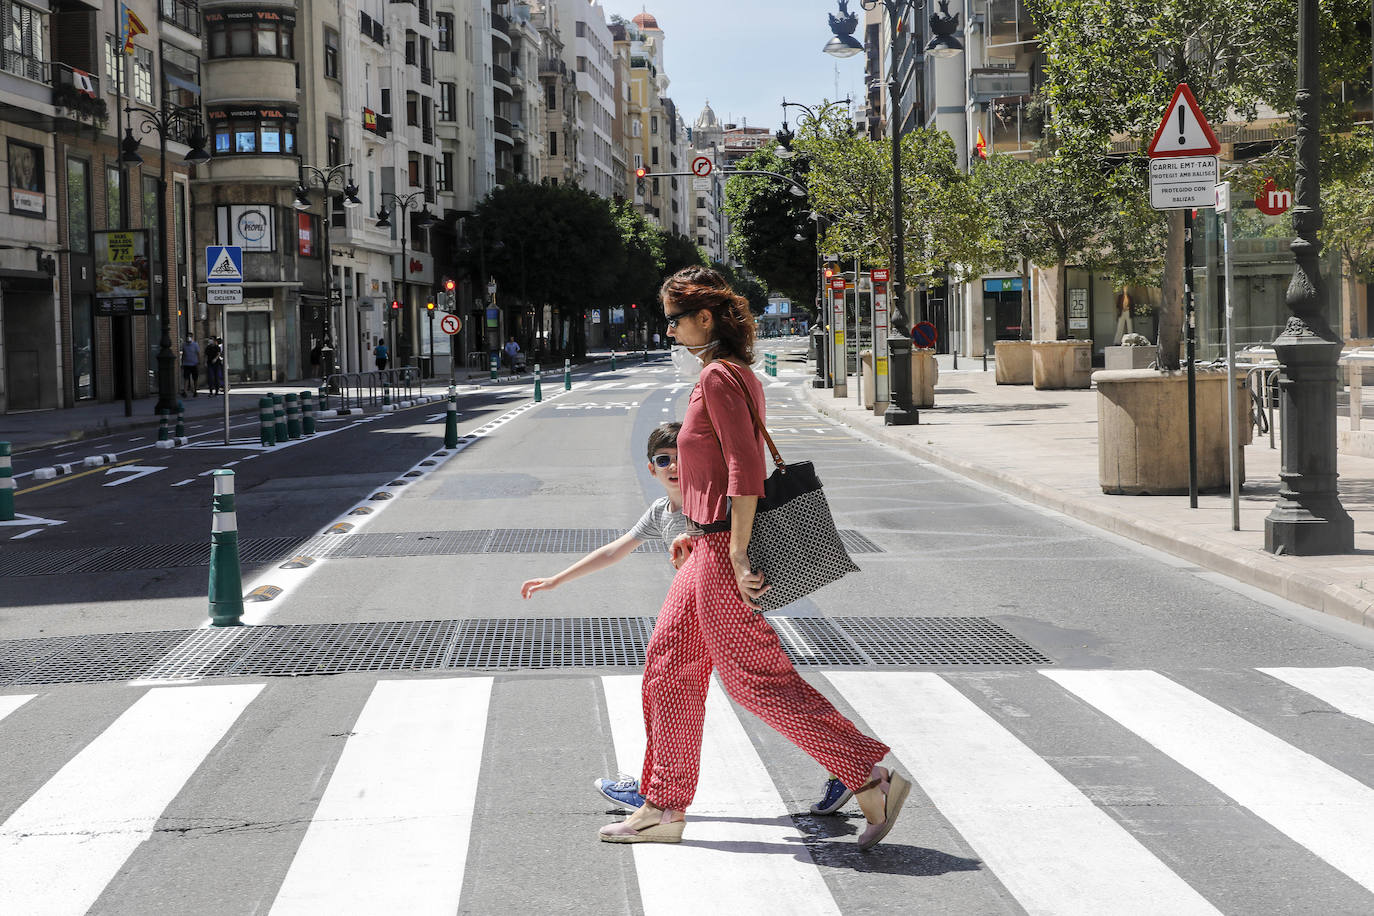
[51,63,106,121]
[0,47,50,84]
[422,125,434,145]
[493,116,511,143]
[491,10,508,33]
[159,0,200,35]
[418,0,430,25]
[538,58,565,76]
[420,64,432,85]
[492,64,510,89]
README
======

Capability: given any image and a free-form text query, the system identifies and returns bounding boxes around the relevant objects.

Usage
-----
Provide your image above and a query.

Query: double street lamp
[293,164,361,383]
[825,0,962,425]
[120,104,211,413]
[375,191,437,373]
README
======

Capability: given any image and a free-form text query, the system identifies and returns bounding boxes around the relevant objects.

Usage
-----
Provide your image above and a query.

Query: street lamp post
[1263,0,1354,555]
[294,165,361,385]
[120,103,211,413]
[376,191,436,376]
[826,0,962,425]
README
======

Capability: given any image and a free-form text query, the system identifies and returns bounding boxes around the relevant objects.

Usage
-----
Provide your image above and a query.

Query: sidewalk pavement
[804,360,1374,630]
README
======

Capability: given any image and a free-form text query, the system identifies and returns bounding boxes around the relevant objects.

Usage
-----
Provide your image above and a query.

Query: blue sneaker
[595,775,646,810]
[809,777,853,815]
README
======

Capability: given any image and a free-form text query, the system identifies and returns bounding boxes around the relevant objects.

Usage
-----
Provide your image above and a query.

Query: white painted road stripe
[602,676,840,916]
[0,684,262,916]
[827,672,1219,916]
[0,693,35,723]
[269,678,492,916]
[1045,669,1374,894]
[1258,667,1374,727]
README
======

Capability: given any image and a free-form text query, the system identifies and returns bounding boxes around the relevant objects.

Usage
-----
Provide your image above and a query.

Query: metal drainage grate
[835,616,1054,666]
[0,616,1049,685]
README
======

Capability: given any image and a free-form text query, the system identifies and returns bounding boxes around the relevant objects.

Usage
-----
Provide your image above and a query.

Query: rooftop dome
[632,11,660,30]
[695,100,721,132]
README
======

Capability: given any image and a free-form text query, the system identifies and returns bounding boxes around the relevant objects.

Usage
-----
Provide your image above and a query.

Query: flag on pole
[121,3,148,54]
[975,128,988,160]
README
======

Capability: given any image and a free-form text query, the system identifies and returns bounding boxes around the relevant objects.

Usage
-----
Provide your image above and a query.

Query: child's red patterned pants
[639,531,890,810]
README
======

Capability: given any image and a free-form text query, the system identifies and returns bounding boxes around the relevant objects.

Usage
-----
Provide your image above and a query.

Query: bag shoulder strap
[705,360,786,472]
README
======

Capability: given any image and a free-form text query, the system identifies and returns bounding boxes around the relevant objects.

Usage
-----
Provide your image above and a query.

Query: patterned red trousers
[639,531,890,810]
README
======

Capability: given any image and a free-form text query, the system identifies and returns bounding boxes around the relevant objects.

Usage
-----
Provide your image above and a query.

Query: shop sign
[93,229,150,314]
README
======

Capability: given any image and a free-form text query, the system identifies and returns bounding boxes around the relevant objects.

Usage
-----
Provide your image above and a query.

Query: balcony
[493,115,512,147]
[491,10,508,33]
[1,47,50,85]
[970,69,1031,104]
[509,119,525,142]
[159,0,200,35]
[492,64,511,96]
[51,63,107,123]
[422,125,434,145]
[538,58,565,76]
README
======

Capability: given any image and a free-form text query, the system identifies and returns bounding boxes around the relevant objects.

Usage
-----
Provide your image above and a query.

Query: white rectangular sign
[1149,156,1219,210]
[692,176,711,191]
[206,284,243,305]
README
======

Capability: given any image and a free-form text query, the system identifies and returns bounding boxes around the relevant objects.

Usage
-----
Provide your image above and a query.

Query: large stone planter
[995,340,1033,385]
[1104,345,1156,370]
[1094,368,1253,495]
[1032,340,1094,389]
[860,348,938,411]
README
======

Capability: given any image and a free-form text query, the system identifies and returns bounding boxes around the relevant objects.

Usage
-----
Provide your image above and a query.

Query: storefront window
[209,107,298,156]
[205,9,295,59]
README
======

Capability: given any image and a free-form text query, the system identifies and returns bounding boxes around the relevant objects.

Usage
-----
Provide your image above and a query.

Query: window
[545,83,556,110]
[323,26,339,78]
[133,46,153,103]
[651,146,658,165]
[633,152,641,170]
[1,1,44,82]
[466,89,474,128]
[104,34,129,95]
[105,165,121,227]
[408,154,421,187]
[380,88,391,115]
[439,152,453,191]
[438,82,456,121]
[205,10,296,59]
[159,0,200,35]
[66,157,91,253]
[548,132,556,156]
[630,119,640,138]
[161,42,201,113]
[327,118,342,166]
[436,13,453,50]
[209,108,298,157]
[575,21,585,37]
[464,21,472,59]
[142,175,161,261]
[650,115,658,134]
[406,92,419,127]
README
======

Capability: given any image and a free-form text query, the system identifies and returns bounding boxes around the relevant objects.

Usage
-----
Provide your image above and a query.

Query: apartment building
[688,100,725,264]
[1,0,200,412]
[555,0,614,196]
[531,0,577,187]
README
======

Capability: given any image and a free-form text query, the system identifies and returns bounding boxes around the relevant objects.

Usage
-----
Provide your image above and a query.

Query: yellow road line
[16,458,139,495]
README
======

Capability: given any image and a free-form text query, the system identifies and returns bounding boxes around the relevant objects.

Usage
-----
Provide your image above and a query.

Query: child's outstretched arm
[521,531,643,598]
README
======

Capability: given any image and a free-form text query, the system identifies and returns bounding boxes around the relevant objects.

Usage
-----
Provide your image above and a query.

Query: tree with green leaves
[610,200,665,309]
[719,145,817,312]
[1026,0,1370,365]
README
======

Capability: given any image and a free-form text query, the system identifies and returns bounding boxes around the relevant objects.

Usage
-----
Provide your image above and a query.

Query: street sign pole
[872,269,890,414]
[830,277,847,398]
[1185,207,1199,509]
[1217,182,1241,531]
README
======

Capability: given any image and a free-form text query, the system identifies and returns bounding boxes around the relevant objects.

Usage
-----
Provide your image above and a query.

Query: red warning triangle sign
[1147,83,1220,158]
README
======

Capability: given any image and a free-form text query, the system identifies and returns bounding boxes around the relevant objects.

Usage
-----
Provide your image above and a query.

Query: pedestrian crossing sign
[206,245,243,284]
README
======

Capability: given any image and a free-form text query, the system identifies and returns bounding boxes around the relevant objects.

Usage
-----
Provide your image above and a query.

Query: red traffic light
[635,167,648,178]
[391,300,401,310]
[444,278,455,291]
[630,302,637,309]
[823,266,835,279]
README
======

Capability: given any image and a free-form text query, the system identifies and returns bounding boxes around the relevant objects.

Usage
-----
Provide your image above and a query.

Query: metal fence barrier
[320,366,424,411]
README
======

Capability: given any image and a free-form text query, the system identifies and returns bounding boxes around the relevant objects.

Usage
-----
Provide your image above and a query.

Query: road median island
[802,371,1374,630]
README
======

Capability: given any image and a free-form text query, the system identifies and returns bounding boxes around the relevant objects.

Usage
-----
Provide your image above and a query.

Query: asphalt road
[2,340,1374,915]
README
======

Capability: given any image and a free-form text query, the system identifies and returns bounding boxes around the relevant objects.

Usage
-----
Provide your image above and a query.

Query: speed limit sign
[439,314,462,335]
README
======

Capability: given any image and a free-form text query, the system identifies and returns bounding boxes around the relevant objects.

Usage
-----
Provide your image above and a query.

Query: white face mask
[671,341,718,379]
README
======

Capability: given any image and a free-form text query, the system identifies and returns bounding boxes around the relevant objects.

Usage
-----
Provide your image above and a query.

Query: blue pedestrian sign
[206,245,243,284]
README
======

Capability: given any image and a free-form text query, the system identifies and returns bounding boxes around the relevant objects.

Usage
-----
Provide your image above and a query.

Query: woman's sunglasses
[665,306,706,328]
[651,454,675,469]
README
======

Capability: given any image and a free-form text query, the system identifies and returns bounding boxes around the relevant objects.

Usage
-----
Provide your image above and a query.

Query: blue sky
[610,1,865,134]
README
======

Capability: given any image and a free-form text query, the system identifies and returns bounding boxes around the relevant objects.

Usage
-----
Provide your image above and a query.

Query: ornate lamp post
[1263,0,1354,554]
[826,0,962,425]
[120,104,211,413]
[293,164,361,384]
[376,192,436,374]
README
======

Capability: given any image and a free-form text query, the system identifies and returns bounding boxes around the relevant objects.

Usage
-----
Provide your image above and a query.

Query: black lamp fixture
[824,0,865,57]
[825,0,964,60]
[375,206,392,229]
[292,184,312,211]
[121,128,143,164]
[924,0,964,57]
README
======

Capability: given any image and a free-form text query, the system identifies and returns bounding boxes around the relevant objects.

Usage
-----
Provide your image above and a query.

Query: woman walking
[600,267,909,850]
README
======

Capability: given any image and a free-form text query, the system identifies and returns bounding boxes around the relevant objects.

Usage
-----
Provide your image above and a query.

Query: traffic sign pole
[872,269,890,413]
[1185,208,1199,509]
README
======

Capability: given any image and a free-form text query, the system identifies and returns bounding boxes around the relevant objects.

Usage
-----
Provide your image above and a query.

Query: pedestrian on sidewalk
[309,340,323,378]
[599,266,909,849]
[180,333,200,397]
[503,336,521,371]
[374,339,389,372]
[205,337,223,396]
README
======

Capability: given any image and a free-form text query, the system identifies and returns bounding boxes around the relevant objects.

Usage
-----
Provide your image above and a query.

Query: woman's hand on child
[521,578,556,599]
[669,535,693,569]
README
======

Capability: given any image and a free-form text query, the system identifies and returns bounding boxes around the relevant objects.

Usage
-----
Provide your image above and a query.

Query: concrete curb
[803,386,1374,630]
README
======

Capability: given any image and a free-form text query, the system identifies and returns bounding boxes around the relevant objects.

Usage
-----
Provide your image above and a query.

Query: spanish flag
[975,129,988,160]
[121,3,148,54]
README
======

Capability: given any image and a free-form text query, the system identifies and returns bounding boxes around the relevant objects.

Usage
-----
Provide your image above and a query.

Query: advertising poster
[93,229,149,315]
[8,140,45,216]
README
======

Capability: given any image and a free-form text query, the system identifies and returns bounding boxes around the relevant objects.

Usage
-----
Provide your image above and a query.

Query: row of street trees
[723,0,1374,368]
[460,182,768,358]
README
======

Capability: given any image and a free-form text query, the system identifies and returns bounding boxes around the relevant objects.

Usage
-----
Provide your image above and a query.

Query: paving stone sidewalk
[805,364,1374,629]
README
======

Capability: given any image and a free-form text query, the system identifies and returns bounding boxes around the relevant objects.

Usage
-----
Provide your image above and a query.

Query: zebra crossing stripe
[601,676,840,916]
[0,693,34,723]
[1258,667,1374,727]
[826,672,1219,916]
[268,678,493,915]
[0,684,262,916]
[1044,669,1374,894]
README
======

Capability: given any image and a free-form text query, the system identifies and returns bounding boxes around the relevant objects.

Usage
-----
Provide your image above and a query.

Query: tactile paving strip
[0,616,1049,685]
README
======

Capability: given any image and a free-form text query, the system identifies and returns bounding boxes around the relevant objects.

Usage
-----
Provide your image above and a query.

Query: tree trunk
[1019,257,1032,341]
[1054,260,1068,340]
[1157,209,1185,369]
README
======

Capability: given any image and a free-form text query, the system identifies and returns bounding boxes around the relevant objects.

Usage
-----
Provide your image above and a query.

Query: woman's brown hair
[660,266,755,364]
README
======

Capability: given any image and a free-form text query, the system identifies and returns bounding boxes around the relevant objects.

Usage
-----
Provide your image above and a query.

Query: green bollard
[272,394,286,442]
[444,385,459,448]
[285,393,302,439]
[383,382,391,407]
[490,351,499,381]
[259,397,276,446]
[175,400,186,437]
[564,358,571,391]
[534,364,542,403]
[157,409,170,442]
[611,352,617,371]
[208,469,245,627]
[0,442,13,521]
[300,390,316,435]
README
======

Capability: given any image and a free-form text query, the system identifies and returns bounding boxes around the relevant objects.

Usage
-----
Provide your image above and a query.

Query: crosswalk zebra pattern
[2,668,1373,914]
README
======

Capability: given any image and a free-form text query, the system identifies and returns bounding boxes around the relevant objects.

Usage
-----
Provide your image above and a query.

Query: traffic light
[635,166,648,196]
[630,302,637,309]
[426,301,435,311]
[391,299,401,311]
[635,166,648,179]
[444,278,456,292]
[823,264,836,280]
